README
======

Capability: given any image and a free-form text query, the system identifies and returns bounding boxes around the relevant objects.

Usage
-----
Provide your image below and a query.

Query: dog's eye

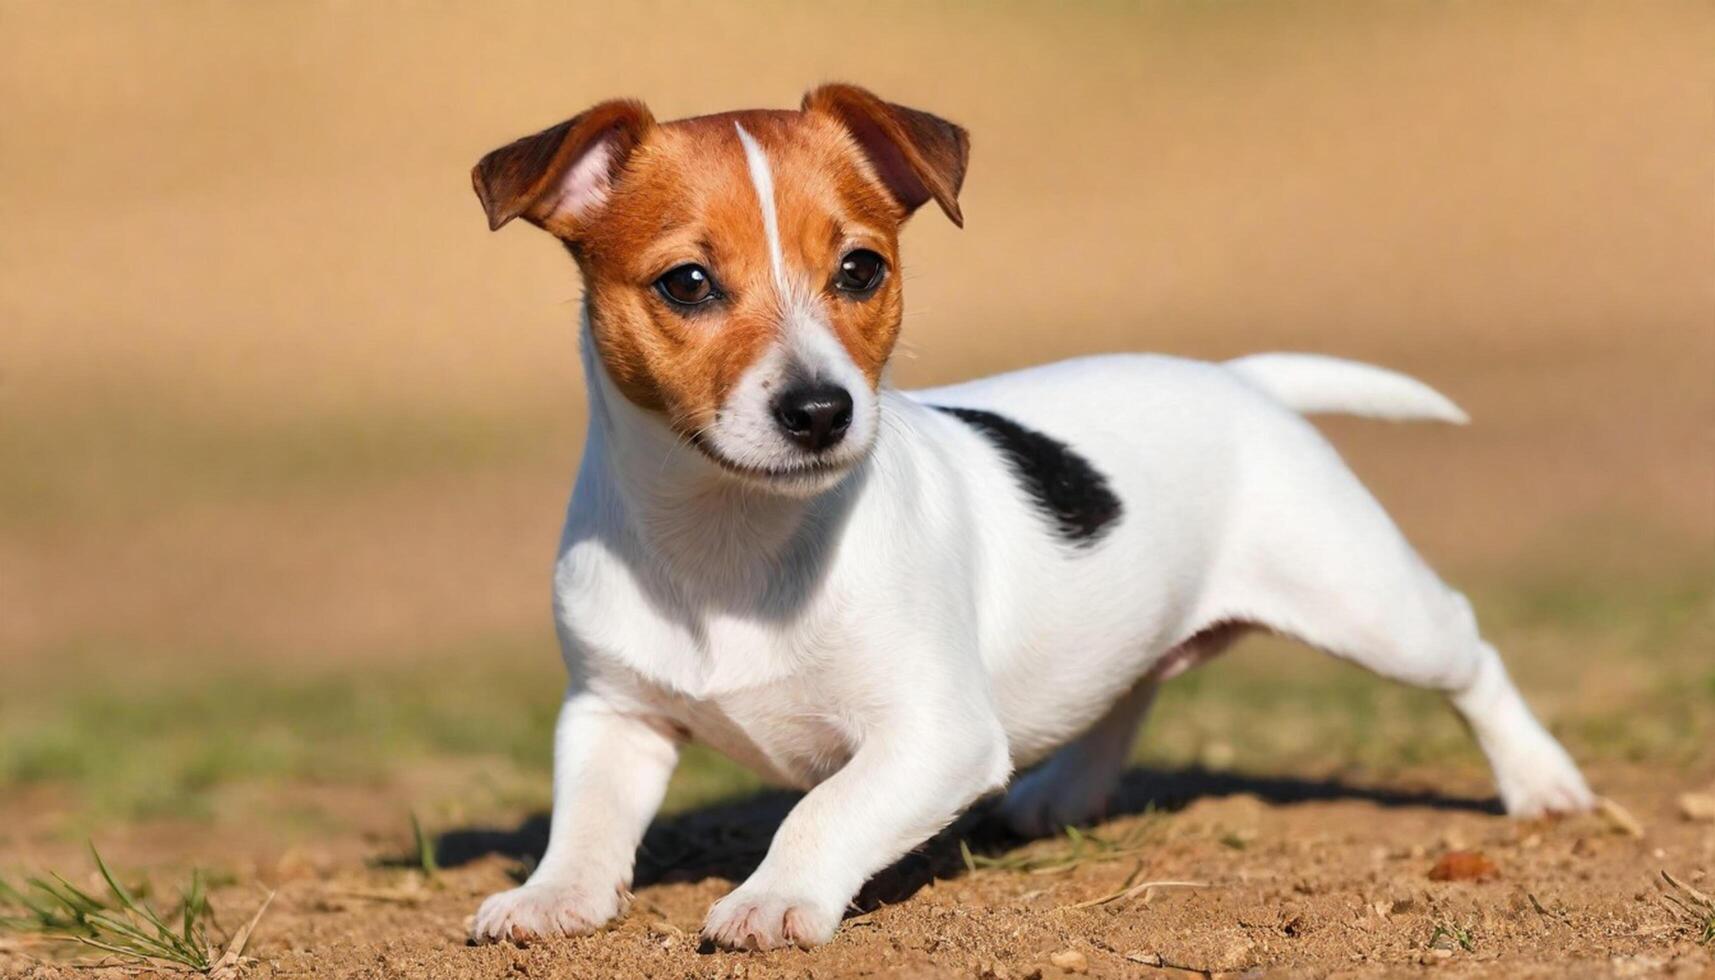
[655,264,718,307]
[833,249,886,296]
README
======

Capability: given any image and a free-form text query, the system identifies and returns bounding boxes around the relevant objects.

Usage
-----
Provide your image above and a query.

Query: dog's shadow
[430,766,1498,912]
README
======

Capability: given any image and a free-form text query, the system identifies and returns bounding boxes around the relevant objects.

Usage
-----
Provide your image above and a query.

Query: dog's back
[902,352,1443,761]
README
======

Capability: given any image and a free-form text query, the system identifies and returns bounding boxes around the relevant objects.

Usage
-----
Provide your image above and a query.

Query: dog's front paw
[1492,734,1596,819]
[469,878,627,945]
[702,884,841,951]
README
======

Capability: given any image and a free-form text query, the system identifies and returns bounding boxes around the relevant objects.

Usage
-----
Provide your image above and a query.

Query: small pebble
[1429,851,1499,882]
[1678,791,1715,822]
[1048,948,1088,973]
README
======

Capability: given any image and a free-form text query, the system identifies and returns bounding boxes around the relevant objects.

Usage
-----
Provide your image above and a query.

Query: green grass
[0,843,269,973]
[408,812,439,877]
[0,635,763,827]
[1428,921,1477,953]
[1,639,560,820]
[2,568,1708,835]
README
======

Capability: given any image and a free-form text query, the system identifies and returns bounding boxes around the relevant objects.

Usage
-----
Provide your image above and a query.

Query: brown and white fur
[464,84,1594,950]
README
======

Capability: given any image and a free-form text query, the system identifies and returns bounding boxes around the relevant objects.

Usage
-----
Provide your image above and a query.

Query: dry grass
[1661,871,1715,947]
[959,820,1167,878]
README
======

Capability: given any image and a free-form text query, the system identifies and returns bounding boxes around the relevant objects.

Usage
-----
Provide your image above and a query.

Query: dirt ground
[3,764,1713,979]
[3,1,1713,978]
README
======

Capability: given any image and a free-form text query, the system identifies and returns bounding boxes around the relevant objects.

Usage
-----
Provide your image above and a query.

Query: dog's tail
[1224,353,1469,424]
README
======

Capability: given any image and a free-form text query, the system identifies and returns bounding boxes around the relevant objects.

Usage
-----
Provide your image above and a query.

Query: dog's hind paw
[998,765,1116,839]
[468,879,626,945]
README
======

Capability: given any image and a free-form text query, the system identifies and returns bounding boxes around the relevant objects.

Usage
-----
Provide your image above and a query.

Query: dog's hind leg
[1225,437,1594,817]
[998,676,1158,838]
[996,624,1246,837]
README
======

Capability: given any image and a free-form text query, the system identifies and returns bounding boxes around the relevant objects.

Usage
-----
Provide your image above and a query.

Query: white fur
[470,335,1594,949]
[735,124,787,292]
[1226,352,1471,423]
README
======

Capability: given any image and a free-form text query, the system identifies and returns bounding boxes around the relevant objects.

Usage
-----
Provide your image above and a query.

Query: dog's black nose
[772,382,853,453]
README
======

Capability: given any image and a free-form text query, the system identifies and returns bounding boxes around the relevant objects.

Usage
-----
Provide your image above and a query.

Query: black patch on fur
[933,406,1122,547]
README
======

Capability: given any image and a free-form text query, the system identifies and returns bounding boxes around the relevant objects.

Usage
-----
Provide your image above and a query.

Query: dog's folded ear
[471,100,655,237]
[802,84,969,228]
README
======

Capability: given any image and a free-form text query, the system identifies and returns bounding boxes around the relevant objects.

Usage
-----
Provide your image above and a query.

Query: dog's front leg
[702,705,1010,950]
[470,687,678,944]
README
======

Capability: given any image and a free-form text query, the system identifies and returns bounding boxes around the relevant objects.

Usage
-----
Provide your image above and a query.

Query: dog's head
[472,84,967,493]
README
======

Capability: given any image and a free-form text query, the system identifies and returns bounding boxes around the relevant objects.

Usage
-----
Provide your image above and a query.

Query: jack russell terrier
[465,84,1594,950]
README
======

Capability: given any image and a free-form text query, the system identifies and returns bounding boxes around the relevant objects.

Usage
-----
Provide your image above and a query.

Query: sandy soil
[4,764,1714,978]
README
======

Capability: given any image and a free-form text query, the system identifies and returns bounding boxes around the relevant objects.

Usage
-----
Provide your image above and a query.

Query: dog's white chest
[665,684,860,790]
[555,537,822,692]
[555,535,864,788]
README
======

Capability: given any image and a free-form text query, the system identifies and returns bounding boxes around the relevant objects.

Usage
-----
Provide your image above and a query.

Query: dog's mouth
[688,432,852,487]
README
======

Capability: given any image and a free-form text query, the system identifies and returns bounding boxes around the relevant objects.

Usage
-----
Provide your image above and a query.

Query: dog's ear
[802,83,969,228]
[471,100,655,237]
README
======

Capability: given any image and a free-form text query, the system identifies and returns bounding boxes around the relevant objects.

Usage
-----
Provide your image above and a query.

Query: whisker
[657,409,715,478]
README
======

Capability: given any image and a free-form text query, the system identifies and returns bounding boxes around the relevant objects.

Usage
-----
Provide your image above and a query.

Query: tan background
[3,1,1711,665]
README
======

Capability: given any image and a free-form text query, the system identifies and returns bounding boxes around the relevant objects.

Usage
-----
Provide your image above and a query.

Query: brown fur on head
[472,84,967,487]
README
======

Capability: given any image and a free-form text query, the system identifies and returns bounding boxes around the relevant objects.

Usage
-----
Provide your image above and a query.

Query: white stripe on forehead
[734,122,788,294]
[732,121,868,406]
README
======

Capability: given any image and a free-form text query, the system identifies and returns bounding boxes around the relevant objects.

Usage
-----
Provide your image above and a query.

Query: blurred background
[2,2,1710,863]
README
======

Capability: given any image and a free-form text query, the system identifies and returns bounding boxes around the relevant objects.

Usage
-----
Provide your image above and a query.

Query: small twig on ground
[1598,797,1645,838]
[328,886,426,906]
[1065,876,1210,910]
[1660,870,1714,945]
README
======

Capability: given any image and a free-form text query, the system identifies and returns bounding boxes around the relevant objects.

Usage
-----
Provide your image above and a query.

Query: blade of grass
[2,847,225,972]
[85,845,209,969]
[410,811,440,876]
[79,907,169,946]
[183,870,207,947]
[44,873,106,915]
[0,879,62,924]
[90,844,173,937]
[74,934,178,961]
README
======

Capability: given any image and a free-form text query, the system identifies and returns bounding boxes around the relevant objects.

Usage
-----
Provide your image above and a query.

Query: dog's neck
[576,311,852,589]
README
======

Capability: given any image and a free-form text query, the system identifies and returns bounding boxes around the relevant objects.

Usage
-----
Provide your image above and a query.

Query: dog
[464,84,1594,950]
